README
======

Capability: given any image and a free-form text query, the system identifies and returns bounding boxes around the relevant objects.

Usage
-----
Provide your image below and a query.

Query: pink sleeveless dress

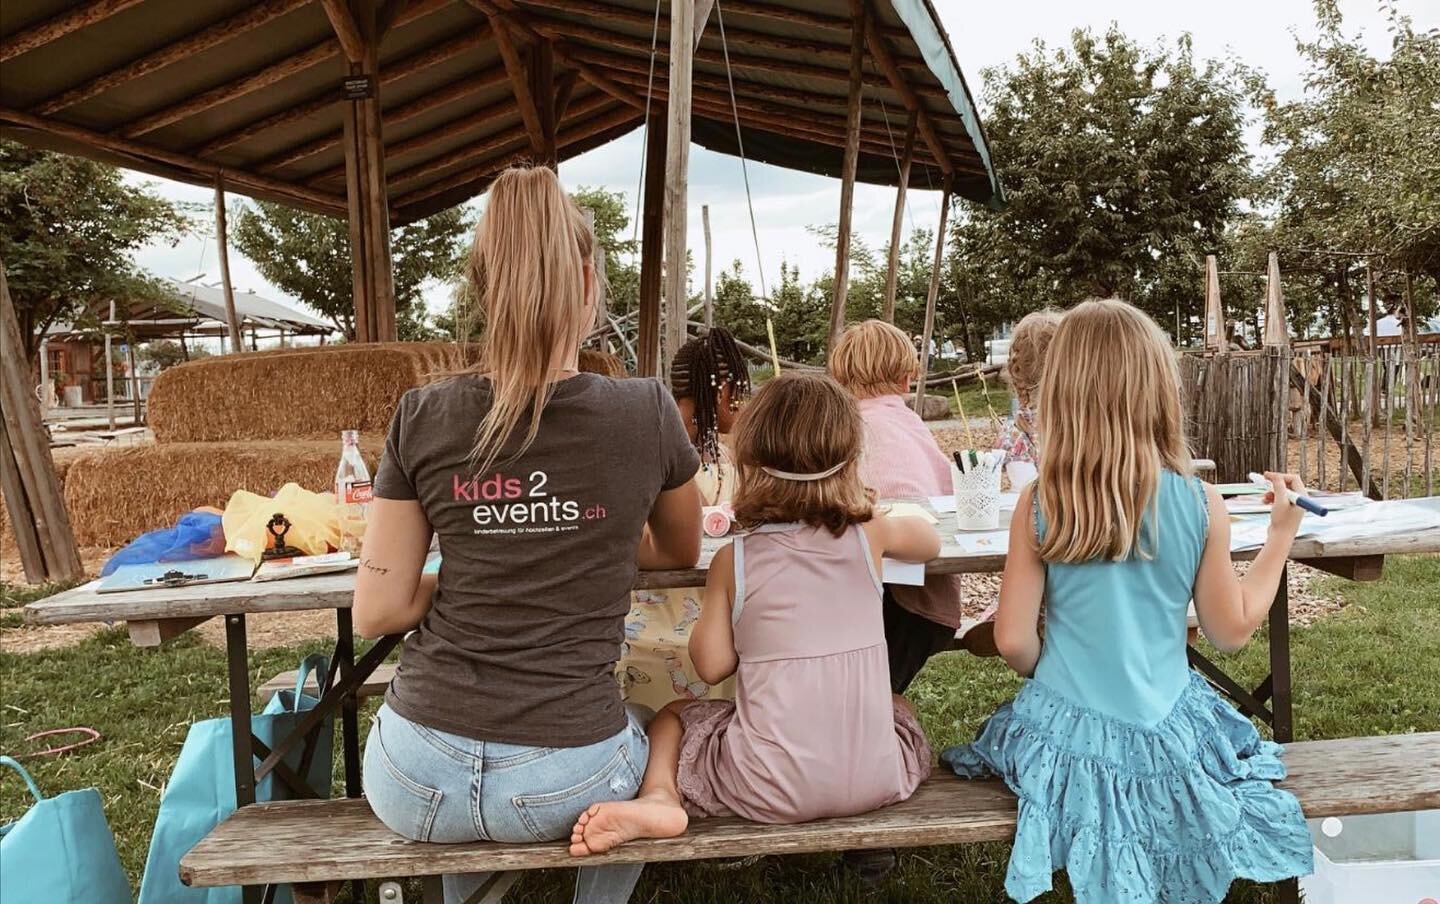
[675,523,932,824]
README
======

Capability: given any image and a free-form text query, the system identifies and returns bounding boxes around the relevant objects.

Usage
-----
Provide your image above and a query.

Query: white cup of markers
[952,450,1004,531]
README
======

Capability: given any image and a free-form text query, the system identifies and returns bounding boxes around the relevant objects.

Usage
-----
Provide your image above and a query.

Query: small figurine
[262,513,305,560]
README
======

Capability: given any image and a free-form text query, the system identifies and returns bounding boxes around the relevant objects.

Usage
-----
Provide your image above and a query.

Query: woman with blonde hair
[568,372,937,855]
[353,166,702,904]
[942,299,1313,903]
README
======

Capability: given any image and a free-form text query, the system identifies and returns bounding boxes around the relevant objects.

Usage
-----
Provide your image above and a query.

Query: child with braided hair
[619,327,752,710]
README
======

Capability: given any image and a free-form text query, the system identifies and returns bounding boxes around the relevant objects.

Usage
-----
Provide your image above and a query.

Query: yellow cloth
[619,454,736,709]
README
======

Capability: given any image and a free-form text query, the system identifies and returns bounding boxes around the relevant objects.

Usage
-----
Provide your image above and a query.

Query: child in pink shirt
[830,320,964,691]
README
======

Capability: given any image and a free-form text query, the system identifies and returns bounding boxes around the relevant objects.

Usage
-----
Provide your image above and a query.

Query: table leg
[1268,564,1294,744]
[335,608,362,798]
[224,614,262,904]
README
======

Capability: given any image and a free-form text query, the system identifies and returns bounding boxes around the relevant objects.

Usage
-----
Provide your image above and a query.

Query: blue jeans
[362,702,649,904]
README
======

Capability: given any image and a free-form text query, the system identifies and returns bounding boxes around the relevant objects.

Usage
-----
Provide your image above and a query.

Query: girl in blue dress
[944,299,1314,903]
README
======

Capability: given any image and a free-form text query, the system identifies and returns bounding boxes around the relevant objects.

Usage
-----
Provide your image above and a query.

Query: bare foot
[568,794,689,856]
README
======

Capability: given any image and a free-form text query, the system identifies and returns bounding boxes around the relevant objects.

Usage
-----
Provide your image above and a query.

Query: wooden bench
[258,663,397,703]
[180,732,1440,904]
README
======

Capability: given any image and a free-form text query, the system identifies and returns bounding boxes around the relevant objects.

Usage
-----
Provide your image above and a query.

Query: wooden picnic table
[23,498,1440,904]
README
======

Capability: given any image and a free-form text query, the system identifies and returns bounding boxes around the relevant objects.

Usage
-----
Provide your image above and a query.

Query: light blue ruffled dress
[942,471,1314,903]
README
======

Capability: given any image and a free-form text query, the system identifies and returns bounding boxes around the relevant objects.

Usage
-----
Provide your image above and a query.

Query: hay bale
[61,439,381,548]
[0,448,80,554]
[147,342,475,444]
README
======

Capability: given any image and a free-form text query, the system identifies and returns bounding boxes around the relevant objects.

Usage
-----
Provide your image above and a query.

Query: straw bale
[146,342,477,444]
[59,439,381,548]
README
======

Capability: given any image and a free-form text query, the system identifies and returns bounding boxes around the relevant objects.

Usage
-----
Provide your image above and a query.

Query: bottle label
[344,481,374,505]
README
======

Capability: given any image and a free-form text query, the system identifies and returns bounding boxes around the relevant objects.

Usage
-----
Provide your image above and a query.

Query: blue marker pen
[1247,472,1329,517]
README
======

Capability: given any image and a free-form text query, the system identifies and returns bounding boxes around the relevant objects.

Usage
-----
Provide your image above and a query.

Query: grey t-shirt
[374,373,699,747]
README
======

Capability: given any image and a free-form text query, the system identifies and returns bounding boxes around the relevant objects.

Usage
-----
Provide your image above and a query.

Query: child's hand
[1263,471,1306,537]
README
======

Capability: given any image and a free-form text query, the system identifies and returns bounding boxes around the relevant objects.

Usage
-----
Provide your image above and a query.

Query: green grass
[3,557,1438,902]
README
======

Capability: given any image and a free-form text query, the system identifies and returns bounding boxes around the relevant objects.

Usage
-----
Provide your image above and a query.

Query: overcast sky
[129,0,1436,324]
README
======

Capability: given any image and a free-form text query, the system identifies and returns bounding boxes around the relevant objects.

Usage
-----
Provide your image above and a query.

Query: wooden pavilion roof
[0,0,1001,226]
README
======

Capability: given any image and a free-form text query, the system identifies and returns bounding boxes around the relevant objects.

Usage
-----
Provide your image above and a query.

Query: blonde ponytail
[464,166,596,473]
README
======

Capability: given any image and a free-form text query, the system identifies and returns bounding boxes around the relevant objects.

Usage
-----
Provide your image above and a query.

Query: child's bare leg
[569,700,690,856]
[892,692,917,717]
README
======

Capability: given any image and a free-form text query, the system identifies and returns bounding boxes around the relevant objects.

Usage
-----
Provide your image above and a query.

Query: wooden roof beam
[385,90,613,188]
[203,24,491,159]
[488,22,549,154]
[463,0,648,110]
[34,0,312,115]
[0,0,146,63]
[394,103,640,209]
[320,0,367,64]
[0,105,345,212]
[262,63,510,176]
[120,39,341,138]
[537,19,944,99]
[863,11,954,177]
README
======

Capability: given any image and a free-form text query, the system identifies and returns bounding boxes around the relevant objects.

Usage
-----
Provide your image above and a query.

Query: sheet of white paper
[885,502,937,524]
[1229,498,1440,551]
[882,558,926,586]
[929,495,957,513]
[954,530,1009,555]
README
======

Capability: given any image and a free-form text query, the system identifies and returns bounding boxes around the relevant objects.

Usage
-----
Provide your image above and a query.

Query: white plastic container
[1299,810,1440,904]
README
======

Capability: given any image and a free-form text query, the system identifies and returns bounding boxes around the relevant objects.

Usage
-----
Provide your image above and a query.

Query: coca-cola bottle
[334,430,372,554]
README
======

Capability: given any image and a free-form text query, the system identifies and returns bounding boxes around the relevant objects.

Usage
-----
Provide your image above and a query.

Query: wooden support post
[637,112,667,377]
[37,338,50,416]
[881,115,917,323]
[214,176,245,353]
[105,301,116,428]
[913,186,952,414]
[828,0,865,355]
[127,339,142,425]
[0,260,83,583]
[1263,251,1288,348]
[662,0,697,383]
[1204,254,1225,351]
[702,204,714,328]
[336,0,396,342]
[531,41,557,167]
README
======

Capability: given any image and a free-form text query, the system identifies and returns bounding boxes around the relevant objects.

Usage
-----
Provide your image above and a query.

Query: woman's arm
[353,497,435,639]
[1193,472,1305,652]
[994,485,1044,676]
[637,478,703,570]
[689,543,739,685]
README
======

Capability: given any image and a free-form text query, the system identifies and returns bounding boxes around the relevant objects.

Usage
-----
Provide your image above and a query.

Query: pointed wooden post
[105,300,116,429]
[881,115,916,324]
[1262,251,1288,347]
[637,112,667,377]
[213,174,244,353]
[702,204,713,328]
[828,0,866,354]
[1203,254,1225,351]
[662,0,696,383]
[913,185,952,414]
[1365,261,1378,358]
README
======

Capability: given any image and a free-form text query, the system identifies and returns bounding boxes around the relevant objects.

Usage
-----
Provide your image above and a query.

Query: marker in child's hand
[1247,472,1328,517]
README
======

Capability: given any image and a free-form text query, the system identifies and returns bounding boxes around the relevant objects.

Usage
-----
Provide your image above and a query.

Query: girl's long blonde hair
[464,166,596,472]
[1036,299,1191,563]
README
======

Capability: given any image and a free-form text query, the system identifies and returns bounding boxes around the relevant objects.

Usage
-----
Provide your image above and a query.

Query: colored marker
[1247,472,1329,517]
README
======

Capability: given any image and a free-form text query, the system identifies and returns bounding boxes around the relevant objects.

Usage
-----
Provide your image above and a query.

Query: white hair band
[759,461,849,482]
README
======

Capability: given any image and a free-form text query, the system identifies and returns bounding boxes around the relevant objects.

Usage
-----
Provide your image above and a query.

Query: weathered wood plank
[127,616,213,647]
[258,662,396,702]
[179,732,1440,887]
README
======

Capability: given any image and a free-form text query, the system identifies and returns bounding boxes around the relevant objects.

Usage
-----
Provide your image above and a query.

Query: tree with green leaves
[231,201,469,340]
[0,141,189,361]
[1259,0,1439,334]
[948,26,1256,332]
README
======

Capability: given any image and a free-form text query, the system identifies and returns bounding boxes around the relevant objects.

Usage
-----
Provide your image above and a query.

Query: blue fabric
[0,756,131,904]
[137,655,333,904]
[363,702,649,904]
[102,511,225,576]
[942,471,1314,903]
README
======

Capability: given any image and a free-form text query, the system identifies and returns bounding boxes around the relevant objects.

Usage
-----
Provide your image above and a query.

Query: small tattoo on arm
[360,559,390,576]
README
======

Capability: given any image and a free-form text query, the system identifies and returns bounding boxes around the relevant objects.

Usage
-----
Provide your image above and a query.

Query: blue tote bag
[138,654,334,904]
[0,755,132,904]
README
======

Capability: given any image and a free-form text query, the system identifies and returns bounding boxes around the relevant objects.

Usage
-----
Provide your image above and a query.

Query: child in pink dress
[569,372,937,852]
